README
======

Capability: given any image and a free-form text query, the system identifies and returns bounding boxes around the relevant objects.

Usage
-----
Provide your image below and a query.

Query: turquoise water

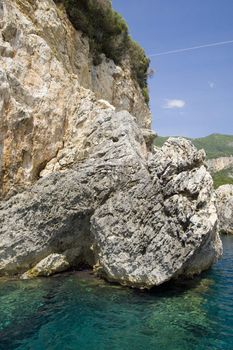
[0,236,233,350]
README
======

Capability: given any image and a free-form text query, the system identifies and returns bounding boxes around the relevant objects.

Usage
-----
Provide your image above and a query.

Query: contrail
[149,40,233,57]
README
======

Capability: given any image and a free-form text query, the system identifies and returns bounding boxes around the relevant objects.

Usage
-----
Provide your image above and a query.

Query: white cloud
[208,81,215,89]
[163,99,186,109]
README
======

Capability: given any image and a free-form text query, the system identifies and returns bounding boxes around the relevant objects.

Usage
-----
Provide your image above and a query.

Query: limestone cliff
[207,157,233,173]
[0,0,151,199]
[0,0,222,288]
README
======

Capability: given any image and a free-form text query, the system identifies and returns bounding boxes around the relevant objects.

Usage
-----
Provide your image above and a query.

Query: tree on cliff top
[55,0,150,104]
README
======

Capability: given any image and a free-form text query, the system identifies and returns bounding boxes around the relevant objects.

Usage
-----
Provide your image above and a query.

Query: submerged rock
[215,185,233,234]
[0,0,222,288]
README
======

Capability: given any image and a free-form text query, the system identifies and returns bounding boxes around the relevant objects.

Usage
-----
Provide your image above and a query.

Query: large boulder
[0,107,222,288]
[216,185,233,234]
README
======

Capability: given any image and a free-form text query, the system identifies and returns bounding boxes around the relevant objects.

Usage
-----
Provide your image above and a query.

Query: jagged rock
[21,253,70,279]
[0,0,222,288]
[215,185,233,234]
[0,108,222,288]
[0,0,150,199]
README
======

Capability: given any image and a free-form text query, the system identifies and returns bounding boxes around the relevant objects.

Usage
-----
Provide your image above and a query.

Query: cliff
[207,157,233,173]
[216,185,233,235]
[0,0,151,199]
[0,0,222,288]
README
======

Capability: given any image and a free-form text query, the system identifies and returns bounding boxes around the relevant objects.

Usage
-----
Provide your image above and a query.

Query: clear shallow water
[0,235,233,350]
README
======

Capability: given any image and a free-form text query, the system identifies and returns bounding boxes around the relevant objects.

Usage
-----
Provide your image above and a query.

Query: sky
[112,0,233,137]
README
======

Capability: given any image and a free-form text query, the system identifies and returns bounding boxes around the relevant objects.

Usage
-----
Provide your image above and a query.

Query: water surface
[0,235,233,350]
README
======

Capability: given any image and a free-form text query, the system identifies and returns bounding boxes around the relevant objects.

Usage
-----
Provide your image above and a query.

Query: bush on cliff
[54,0,150,104]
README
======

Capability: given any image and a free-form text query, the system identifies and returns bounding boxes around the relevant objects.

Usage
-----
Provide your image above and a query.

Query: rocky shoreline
[0,0,222,289]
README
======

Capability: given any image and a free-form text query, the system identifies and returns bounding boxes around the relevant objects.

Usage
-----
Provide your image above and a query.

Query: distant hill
[154,134,233,160]
[190,134,233,160]
[154,134,233,188]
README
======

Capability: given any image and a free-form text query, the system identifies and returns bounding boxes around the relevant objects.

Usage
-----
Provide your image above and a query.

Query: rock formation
[207,157,233,173]
[215,185,233,234]
[21,253,69,279]
[0,0,222,288]
[0,0,150,200]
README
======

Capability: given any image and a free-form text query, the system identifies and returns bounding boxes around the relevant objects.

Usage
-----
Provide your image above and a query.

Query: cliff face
[207,157,233,173]
[215,185,233,235]
[0,0,150,199]
[0,0,222,288]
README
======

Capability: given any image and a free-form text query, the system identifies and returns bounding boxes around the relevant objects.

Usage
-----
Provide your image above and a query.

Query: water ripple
[0,235,232,350]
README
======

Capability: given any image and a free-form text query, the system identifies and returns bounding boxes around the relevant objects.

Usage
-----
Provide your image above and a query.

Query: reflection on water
[0,235,233,350]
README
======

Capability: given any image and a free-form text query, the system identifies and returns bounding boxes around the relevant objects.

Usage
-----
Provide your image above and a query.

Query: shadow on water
[0,278,65,350]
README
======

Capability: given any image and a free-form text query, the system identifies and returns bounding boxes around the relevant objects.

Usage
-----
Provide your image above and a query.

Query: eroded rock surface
[21,253,70,278]
[0,107,222,288]
[216,185,233,234]
[0,0,150,199]
[0,0,222,288]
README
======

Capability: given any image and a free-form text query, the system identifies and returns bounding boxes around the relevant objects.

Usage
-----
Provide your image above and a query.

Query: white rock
[0,112,222,288]
[0,0,150,199]
[207,157,233,173]
[216,185,233,234]
[0,0,222,289]
[21,254,70,279]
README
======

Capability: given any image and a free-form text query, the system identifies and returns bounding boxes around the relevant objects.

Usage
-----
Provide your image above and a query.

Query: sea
[0,235,232,350]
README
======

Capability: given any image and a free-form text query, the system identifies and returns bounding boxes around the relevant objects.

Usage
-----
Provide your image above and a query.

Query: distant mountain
[154,134,233,188]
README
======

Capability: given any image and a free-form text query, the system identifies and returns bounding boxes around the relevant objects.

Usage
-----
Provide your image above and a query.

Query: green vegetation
[212,168,233,189]
[154,134,233,160]
[55,0,150,103]
[191,134,233,159]
[153,136,169,148]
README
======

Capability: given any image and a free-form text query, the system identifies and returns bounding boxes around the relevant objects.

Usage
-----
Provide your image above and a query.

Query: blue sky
[112,0,233,137]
